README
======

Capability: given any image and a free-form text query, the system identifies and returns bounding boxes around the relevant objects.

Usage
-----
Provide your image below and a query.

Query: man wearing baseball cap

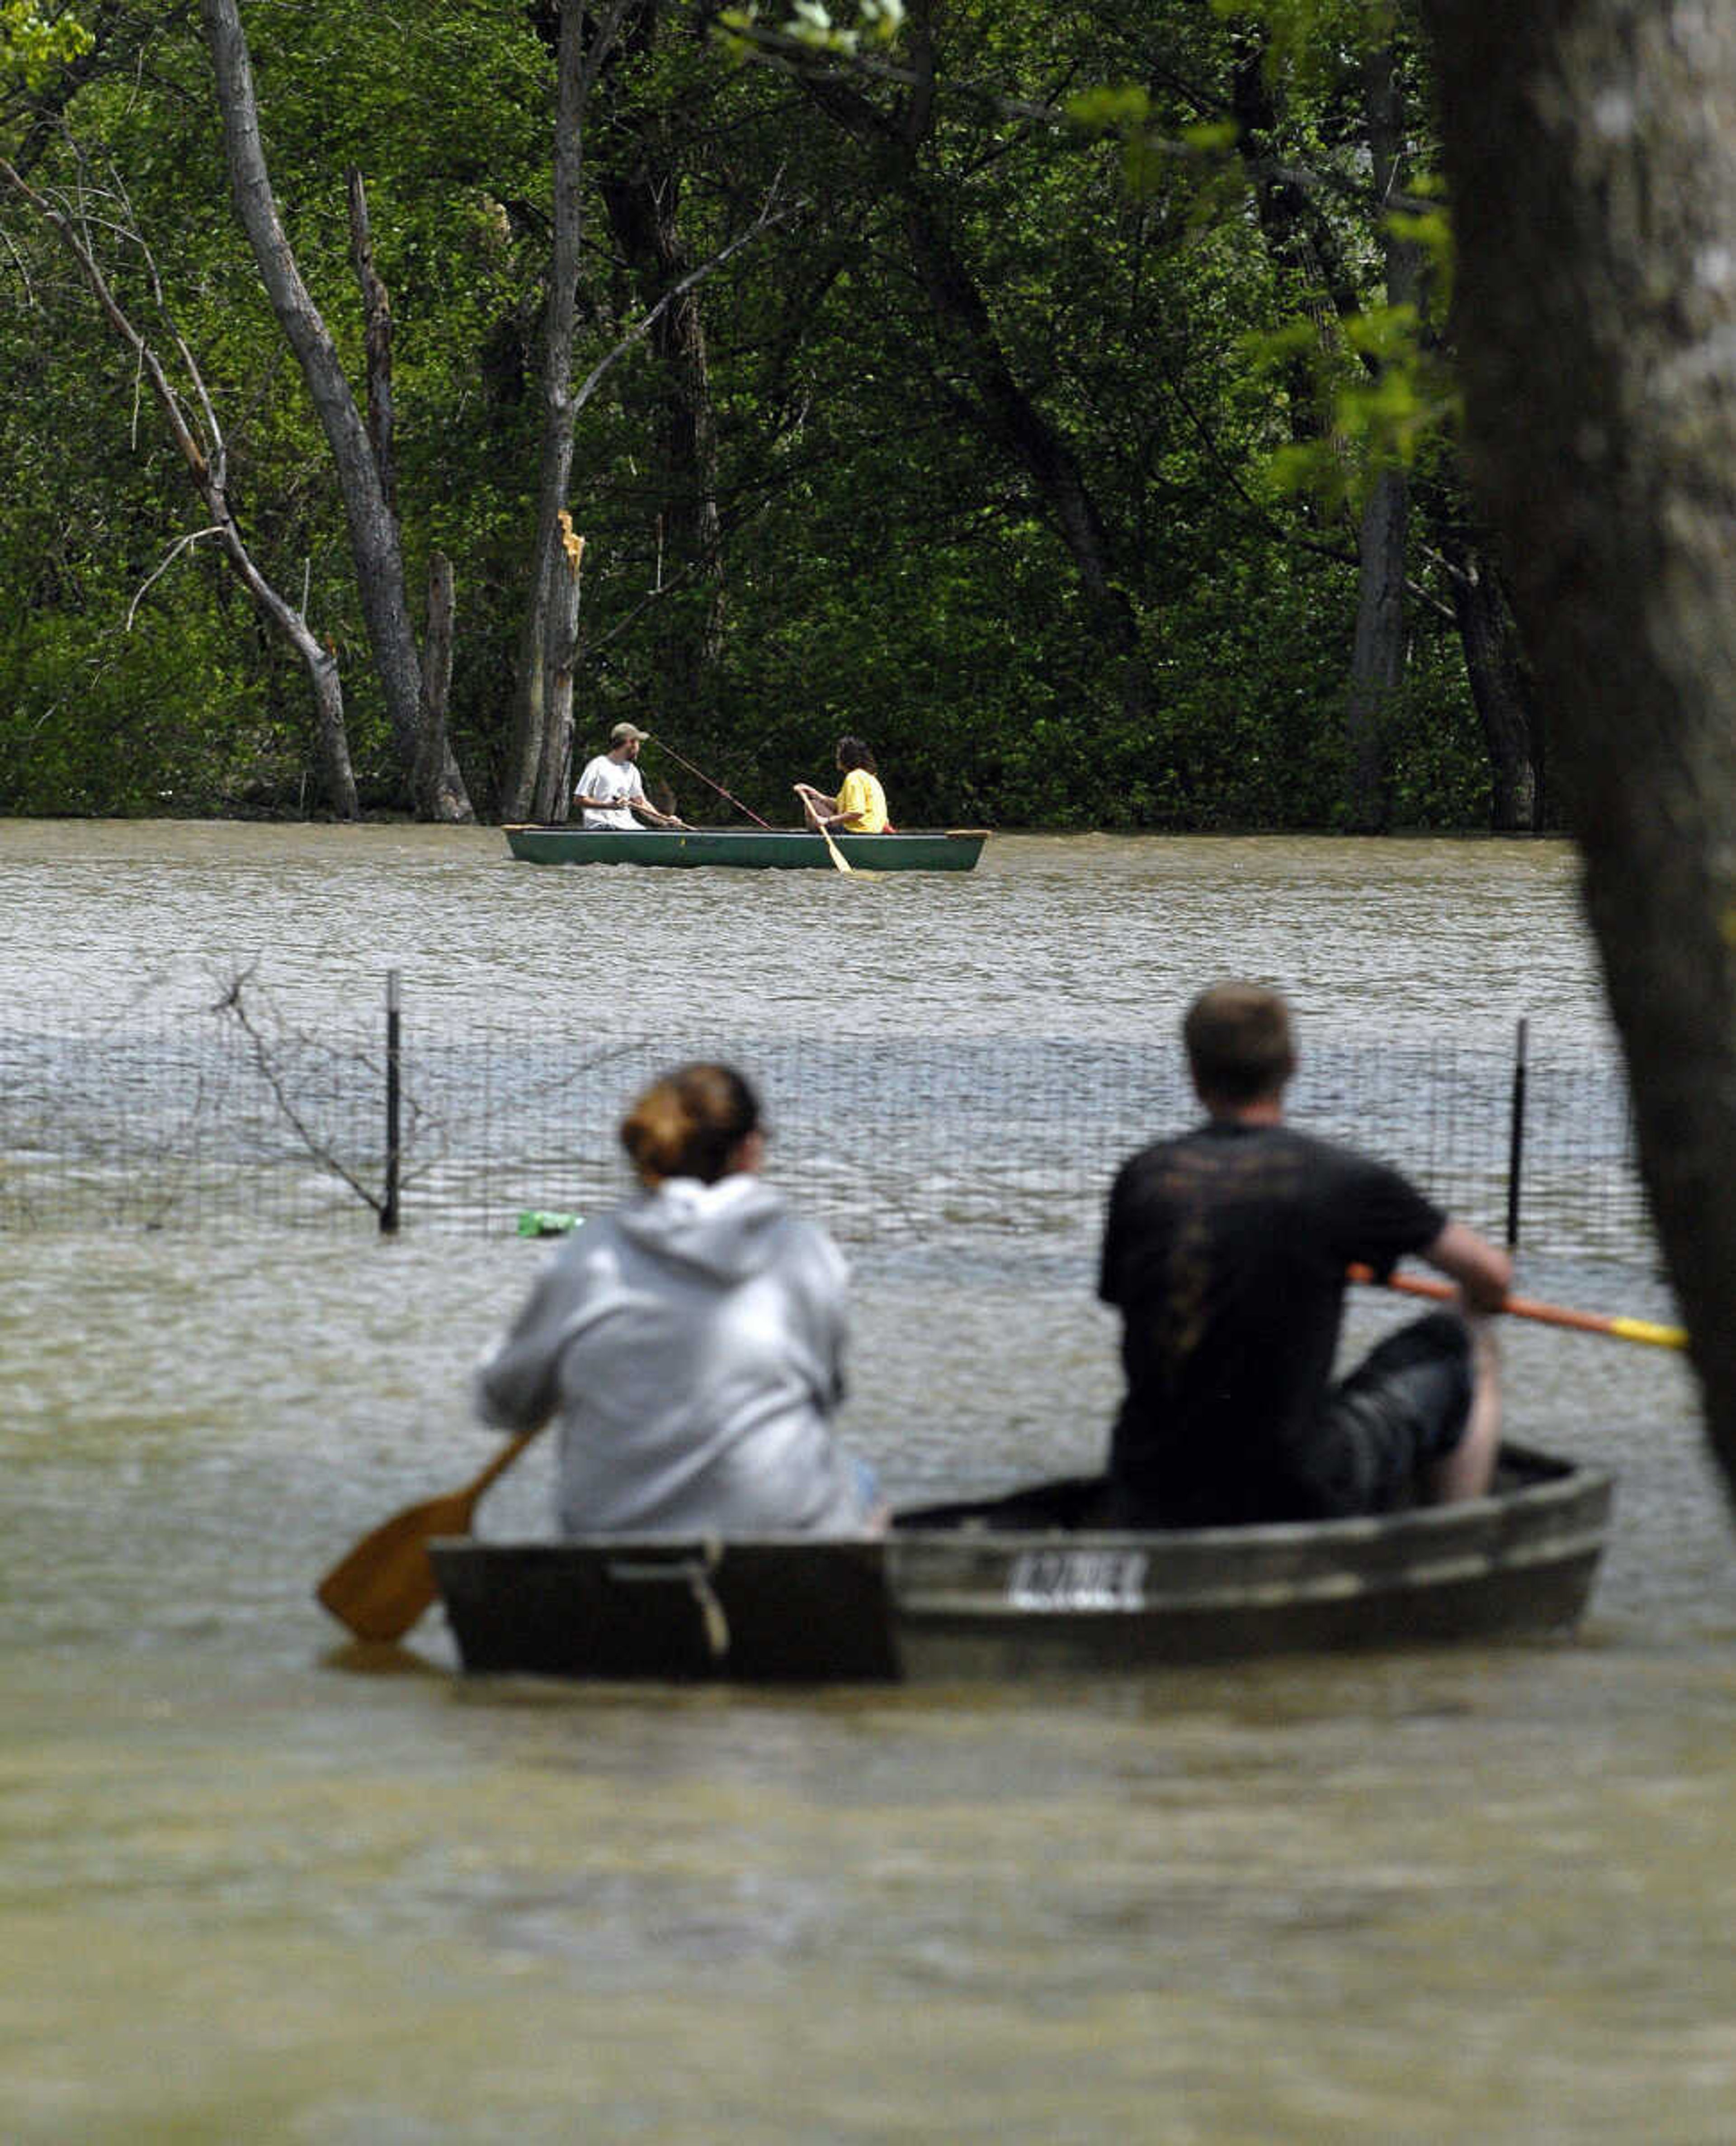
[573,723,686,829]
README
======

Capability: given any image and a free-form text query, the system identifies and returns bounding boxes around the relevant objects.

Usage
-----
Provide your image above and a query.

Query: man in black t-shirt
[1098,983,1511,1526]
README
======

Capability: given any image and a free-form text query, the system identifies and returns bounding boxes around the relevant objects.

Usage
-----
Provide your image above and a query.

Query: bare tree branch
[0,148,360,816]
[571,177,799,418]
[126,525,224,630]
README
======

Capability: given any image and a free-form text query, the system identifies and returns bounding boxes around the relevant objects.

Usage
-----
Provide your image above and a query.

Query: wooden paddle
[816,817,855,875]
[791,779,860,873]
[315,1428,543,1641]
[1349,1263,1686,1349]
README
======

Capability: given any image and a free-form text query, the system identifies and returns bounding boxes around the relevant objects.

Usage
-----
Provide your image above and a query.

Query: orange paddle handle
[1348,1264,1685,1348]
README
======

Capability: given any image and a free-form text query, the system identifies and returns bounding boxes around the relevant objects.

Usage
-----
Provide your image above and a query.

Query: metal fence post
[381,969,401,1235]
[1505,1016,1528,1249]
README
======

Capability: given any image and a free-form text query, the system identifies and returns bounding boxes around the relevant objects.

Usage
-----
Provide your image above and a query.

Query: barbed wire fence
[0,971,1653,1281]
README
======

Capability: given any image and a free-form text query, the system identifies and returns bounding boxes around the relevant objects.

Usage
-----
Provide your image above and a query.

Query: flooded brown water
[2,821,1731,2142]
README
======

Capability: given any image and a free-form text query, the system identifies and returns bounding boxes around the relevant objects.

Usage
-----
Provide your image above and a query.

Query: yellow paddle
[315,1428,543,1641]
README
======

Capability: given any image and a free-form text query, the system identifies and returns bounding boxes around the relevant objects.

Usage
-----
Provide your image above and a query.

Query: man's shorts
[1297,1310,1475,1518]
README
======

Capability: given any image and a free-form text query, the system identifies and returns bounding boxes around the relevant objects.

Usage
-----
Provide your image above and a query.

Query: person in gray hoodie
[474,1062,878,1536]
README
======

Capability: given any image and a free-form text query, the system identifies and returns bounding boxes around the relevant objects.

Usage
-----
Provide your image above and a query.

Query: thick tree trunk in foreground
[202,0,472,821]
[1419,0,1736,1495]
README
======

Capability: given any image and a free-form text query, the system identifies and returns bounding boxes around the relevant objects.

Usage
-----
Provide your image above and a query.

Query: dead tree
[201,0,473,821]
[0,148,360,817]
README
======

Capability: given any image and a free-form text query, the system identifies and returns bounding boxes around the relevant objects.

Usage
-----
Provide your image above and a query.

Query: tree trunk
[1230,31,1343,442]
[1344,466,1406,830]
[201,0,472,822]
[596,22,727,719]
[345,167,396,523]
[1342,41,1419,832]
[896,177,1147,714]
[1232,28,1540,826]
[532,521,584,823]
[1418,0,1736,1496]
[414,551,457,819]
[347,165,467,822]
[1437,529,1541,831]
[501,0,606,822]
[648,267,726,710]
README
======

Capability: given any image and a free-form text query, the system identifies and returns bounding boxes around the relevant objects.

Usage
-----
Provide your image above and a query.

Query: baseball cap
[610,722,650,745]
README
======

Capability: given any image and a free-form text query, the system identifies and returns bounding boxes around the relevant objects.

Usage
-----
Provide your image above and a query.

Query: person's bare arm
[1422,1220,1512,1312]
[793,784,865,830]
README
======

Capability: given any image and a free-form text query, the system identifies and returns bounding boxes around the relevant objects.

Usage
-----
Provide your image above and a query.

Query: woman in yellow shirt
[794,736,892,834]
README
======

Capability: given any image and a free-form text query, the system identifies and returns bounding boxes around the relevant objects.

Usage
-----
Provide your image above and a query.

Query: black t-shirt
[1097,1120,1446,1523]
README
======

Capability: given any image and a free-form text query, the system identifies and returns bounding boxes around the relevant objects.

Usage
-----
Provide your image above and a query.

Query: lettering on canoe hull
[1008,1548,1149,1612]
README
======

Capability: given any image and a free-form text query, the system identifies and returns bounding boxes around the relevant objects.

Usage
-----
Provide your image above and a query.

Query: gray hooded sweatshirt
[474,1174,871,1535]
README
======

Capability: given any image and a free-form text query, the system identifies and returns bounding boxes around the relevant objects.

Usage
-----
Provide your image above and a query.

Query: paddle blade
[315,1486,476,1642]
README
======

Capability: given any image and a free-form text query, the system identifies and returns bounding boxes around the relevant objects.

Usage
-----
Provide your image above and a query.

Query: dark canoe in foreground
[502,824,989,871]
[428,1443,1613,1683]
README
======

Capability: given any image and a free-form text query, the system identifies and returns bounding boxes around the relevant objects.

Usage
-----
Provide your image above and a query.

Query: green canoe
[503,825,988,871]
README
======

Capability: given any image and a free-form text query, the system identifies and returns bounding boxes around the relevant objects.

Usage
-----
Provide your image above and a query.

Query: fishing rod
[648,736,774,830]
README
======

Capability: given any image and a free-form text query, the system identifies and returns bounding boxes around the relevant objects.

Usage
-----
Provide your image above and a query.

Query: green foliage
[1064,86,1240,197]
[0,0,1509,833]
[1211,0,1395,92]
[0,1,90,88]
[718,0,904,61]
[1253,298,1461,511]
[1064,86,1150,133]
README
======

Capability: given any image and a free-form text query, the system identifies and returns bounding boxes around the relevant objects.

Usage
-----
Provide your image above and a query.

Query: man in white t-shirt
[573,723,686,829]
